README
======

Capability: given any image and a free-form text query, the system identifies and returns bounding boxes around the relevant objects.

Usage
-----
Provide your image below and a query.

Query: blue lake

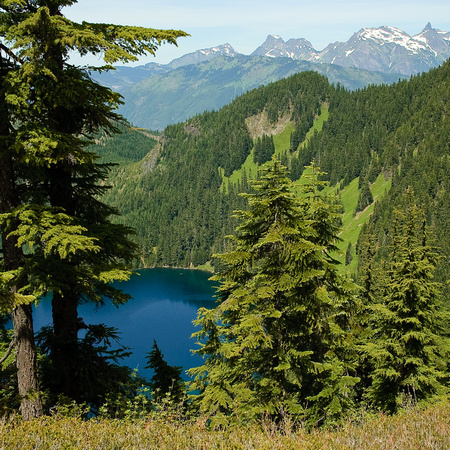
[32,268,217,381]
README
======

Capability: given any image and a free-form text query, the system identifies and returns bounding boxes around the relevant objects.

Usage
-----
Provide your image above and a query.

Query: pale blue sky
[64,0,450,66]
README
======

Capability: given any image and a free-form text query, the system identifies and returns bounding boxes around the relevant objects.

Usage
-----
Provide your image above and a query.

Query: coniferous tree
[345,242,353,266]
[0,0,186,416]
[189,157,358,426]
[145,340,185,403]
[36,323,140,411]
[253,134,275,165]
[356,177,373,213]
[364,188,449,413]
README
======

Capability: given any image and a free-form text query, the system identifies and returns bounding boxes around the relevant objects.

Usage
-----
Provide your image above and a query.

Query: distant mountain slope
[117,56,403,130]
[95,43,241,92]
[96,23,449,93]
[98,62,450,294]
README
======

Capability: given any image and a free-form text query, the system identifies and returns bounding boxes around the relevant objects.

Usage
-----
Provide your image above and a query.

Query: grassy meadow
[1,400,448,449]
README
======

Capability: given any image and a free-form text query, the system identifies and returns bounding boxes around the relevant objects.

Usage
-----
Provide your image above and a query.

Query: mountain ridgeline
[96,60,450,295]
[116,56,404,131]
[95,23,449,131]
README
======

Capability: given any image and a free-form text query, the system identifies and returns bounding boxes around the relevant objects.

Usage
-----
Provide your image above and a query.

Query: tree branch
[0,43,22,66]
[0,338,16,366]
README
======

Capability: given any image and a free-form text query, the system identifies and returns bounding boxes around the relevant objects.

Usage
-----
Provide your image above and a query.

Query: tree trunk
[51,290,80,400]
[0,92,43,418]
[11,305,43,419]
[48,160,82,400]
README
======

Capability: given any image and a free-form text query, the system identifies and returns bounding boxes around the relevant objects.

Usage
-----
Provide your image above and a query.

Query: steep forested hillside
[90,124,159,164]
[102,72,331,267]
[98,62,450,295]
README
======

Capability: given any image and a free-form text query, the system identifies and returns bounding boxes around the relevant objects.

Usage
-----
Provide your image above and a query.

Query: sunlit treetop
[0,0,189,67]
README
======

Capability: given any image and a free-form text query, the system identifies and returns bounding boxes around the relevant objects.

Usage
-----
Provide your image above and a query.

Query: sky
[64,0,450,66]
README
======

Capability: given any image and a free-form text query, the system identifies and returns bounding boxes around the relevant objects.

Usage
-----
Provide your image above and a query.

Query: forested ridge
[100,61,450,296]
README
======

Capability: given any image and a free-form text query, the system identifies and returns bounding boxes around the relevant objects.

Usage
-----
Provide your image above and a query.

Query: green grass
[194,261,214,272]
[336,173,392,272]
[220,105,391,273]
[221,107,326,192]
[274,121,295,155]
[1,401,449,449]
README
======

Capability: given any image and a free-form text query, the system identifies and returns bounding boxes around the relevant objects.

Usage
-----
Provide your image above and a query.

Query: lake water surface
[33,268,217,381]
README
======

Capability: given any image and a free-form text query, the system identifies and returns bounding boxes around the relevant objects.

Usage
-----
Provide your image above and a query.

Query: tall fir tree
[0,49,43,419]
[189,157,358,426]
[355,176,373,213]
[0,0,186,416]
[364,188,449,413]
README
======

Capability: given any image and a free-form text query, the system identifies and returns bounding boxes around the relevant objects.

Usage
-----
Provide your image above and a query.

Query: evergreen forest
[0,0,449,445]
[100,62,450,300]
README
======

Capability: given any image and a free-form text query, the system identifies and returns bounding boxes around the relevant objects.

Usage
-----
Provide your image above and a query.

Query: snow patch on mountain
[359,26,428,54]
[168,43,240,69]
[251,24,450,76]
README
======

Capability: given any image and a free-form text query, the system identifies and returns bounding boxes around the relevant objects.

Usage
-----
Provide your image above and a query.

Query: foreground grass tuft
[1,401,449,449]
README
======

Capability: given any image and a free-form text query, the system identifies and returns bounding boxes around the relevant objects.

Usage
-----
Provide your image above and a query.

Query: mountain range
[93,23,450,130]
[251,23,450,75]
[114,56,404,131]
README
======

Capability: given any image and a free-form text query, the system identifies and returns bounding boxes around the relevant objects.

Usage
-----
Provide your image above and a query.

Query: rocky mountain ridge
[96,23,449,94]
[252,23,450,75]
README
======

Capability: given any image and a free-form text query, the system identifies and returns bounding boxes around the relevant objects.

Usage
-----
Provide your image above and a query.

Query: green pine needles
[0,0,187,417]
[189,157,359,426]
[363,188,449,413]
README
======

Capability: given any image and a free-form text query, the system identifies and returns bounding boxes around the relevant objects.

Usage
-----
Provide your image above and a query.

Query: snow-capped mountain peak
[251,35,316,59]
[168,43,240,69]
[251,24,450,76]
[355,26,429,54]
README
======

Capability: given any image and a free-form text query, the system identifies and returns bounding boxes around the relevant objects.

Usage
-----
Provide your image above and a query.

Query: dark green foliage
[36,323,142,411]
[189,158,358,426]
[345,242,353,266]
[0,318,19,416]
[90,125,159,165]
[355,63,450,300]
[363,189,449,413]
[290,110,314,152]
[145,340,185,402]
[356,177,374,213]
[289,154,304,181]
[253,134,275,165]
